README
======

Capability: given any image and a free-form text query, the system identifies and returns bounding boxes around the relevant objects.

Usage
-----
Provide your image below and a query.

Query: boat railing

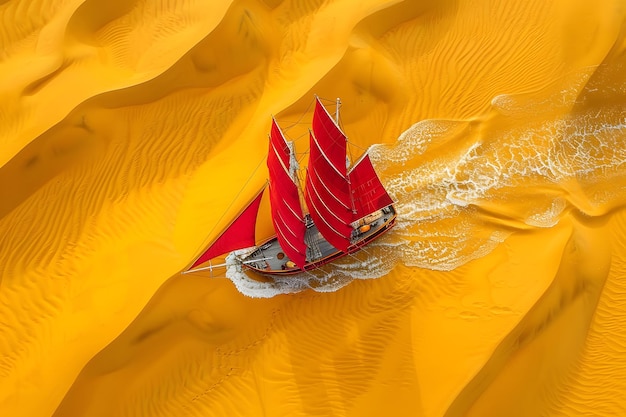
[305,231,323,260]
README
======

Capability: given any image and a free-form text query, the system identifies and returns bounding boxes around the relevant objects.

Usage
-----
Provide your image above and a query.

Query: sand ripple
[1,0,626,416]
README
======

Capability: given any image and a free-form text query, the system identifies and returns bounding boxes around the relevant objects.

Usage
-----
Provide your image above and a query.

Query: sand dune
[1,0,626,416]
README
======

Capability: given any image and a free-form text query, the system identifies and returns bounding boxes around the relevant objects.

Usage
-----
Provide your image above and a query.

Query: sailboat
[184,97,397,277]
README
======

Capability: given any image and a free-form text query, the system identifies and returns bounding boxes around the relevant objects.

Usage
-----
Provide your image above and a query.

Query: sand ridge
[1,0,626,416]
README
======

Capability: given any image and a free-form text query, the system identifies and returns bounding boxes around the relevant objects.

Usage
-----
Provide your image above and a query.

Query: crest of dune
[1,0,626,416]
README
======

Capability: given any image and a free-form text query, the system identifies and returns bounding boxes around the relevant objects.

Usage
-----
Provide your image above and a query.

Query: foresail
[187,188,265,270]
[304,98,353,251]
[268,119,307,268]
[349,153,394,220]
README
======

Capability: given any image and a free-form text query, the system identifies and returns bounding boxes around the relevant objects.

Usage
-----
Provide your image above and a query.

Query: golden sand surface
[1,0,626,416]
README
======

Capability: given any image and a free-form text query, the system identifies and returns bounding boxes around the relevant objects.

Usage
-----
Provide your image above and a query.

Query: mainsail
[304,98,354,251]
[267,118,307,268]
[187,188,265,270]
[348,154,394,221]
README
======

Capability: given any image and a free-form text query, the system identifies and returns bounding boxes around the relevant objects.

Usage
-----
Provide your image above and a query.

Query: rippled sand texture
[2,0,626,416]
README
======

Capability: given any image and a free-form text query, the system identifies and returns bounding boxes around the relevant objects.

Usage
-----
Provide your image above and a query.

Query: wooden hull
[242,205,397,276]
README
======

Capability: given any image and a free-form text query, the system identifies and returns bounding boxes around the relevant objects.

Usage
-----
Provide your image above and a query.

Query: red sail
[304,98,353,251]
[349,154,394,220]
[270,117,290,168]
[187,189,265,270]
[311,97,347,175]
[267,119,307,268]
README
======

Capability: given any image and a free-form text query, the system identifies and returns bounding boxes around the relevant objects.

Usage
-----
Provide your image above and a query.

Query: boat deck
[243,205,396,274]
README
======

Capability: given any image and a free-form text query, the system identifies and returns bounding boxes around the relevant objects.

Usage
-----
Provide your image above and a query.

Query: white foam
[525,198,566,228]
[226,238,402,298]
[226,90,626,297]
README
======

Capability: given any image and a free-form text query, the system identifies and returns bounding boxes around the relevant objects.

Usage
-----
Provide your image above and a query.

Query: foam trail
[229,85,626,297]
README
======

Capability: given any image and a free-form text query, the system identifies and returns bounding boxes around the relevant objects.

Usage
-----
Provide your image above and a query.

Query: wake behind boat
[184,96,396,277]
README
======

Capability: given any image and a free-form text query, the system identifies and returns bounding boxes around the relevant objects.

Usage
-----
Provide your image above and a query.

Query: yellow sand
[1,0,626,416]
